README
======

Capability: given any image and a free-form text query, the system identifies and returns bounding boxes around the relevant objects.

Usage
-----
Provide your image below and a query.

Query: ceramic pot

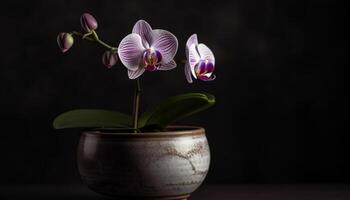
[77,126,210,200]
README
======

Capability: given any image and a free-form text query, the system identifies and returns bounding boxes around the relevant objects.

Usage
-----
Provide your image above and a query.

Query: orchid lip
[195,59,215,77]
[145,65,158,71]
[198,74,216,81]
[142,48,162,71]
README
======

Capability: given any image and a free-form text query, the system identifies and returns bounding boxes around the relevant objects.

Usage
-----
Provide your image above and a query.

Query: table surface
[1,184,349,200]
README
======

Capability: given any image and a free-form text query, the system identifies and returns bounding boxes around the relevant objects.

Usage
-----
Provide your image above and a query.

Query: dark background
[0,0,348,185]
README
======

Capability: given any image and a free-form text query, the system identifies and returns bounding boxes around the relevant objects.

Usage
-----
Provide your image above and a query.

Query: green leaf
[139,93,215,131]
[53,109,132,129]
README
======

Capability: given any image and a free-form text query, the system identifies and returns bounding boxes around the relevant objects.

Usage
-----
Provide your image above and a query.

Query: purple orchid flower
[185,34,216,83]
[117,20,178,79]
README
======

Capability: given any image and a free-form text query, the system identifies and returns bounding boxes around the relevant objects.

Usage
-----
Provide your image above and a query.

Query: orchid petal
[184,62,193,83]
[158,60,177,71]
[151,29,178,64]
[128,68,145,79]
[188,44,200,78]
[197,43,215,65]
[118,33,145,71]
[186,34,198,56]
[132,20,153,48]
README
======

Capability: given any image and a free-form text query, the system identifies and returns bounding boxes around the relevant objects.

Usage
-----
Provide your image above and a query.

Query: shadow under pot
[77,126,211,200]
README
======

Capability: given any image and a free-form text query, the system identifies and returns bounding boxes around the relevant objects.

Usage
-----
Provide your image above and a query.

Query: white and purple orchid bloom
[185,34,216,83]
[117,20,178,79]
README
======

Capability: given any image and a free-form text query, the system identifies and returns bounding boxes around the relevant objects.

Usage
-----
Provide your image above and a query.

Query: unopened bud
[80,13,98,32]
[102,51,118,68]
[57,32,74,53]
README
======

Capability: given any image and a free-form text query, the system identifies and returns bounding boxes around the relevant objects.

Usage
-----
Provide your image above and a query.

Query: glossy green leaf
[53,109,132,129]
[139,93,215,131]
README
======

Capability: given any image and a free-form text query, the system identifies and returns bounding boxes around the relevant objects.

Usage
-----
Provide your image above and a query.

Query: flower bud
[80,13,98,32]
[102,51,118,68]
[57,32,74,53]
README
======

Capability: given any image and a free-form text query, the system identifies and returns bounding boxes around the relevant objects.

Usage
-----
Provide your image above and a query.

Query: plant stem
[71,30,142,131]
[71,31,94,41]
[132,78,141,132]
[96,39,117,51]
[71,31,117,51]
[91,30,117,51]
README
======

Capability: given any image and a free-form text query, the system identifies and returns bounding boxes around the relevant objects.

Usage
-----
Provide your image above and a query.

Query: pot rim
[82,125,205,138]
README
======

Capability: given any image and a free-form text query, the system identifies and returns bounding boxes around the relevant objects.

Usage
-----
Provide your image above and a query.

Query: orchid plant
[54,13,216,132]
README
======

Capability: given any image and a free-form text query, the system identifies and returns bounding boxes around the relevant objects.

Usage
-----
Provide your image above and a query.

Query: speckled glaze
[77,126,210,200]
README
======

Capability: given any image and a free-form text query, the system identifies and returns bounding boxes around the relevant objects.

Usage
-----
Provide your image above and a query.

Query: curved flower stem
[91,30,117,51]
[70,30,140,131]
[70,31,117,51]
[71,31,94,41]
[132,78,141,132]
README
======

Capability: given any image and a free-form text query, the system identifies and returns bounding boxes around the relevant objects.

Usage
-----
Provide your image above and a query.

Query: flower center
[142,49,162,71]
[195,59,214,78]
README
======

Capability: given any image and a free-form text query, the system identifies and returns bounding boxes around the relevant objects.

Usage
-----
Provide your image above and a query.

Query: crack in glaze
[165,143,208,175]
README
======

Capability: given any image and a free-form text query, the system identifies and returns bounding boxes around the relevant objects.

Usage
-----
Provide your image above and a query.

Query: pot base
[114,194,190,200]
[78,126,210,200]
